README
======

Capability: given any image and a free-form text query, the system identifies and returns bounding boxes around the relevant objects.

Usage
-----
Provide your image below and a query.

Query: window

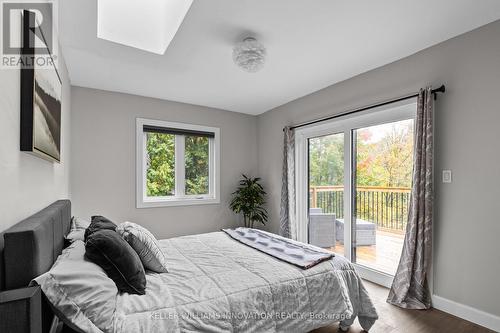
[136,118,220,208]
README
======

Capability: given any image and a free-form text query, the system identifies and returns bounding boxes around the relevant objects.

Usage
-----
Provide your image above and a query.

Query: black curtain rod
[285,85,445,131]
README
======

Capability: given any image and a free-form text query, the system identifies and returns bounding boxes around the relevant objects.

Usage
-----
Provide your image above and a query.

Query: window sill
[137,196,220,208]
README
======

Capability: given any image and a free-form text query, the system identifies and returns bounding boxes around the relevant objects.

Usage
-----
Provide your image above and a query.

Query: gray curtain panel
[279,126,296,239]
[387,87,434,309]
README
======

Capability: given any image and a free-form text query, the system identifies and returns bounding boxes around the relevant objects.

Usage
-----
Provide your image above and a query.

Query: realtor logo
[1,0,57,69]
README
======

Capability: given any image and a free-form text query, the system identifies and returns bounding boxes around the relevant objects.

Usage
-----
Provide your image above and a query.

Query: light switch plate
[442,170,452,183]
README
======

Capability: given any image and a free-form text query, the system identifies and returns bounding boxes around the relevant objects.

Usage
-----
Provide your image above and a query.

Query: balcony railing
[310,186,411,231]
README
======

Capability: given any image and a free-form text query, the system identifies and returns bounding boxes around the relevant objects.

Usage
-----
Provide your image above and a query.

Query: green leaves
[309,134,344,187]
[185,136,209,195]
[230,174,268,228]
[309,121,413,189]
[356,121,414,188]
[146,133,175,196]
[146,134,210,197]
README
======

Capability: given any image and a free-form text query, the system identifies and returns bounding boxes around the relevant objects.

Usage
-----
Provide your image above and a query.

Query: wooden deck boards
[327,229,405,275]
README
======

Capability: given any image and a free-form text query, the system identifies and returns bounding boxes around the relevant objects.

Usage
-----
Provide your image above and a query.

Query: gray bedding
[35,231,378,332]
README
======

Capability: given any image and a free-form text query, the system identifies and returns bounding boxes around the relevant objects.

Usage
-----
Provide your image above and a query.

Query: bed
[1,200,378,332]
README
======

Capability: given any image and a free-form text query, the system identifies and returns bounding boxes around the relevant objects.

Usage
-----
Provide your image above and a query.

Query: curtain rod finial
[435,85,445,94]
[433,85,445,100]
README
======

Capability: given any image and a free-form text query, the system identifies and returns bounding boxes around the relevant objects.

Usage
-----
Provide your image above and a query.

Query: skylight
[97,0,193,55]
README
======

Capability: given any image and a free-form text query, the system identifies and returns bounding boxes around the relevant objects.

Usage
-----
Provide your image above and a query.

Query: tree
[185,136,209,195]
[356,122,413,188]
[376,124,413,187]
[146,133,175,196]
[308,121,414,227]
[145,134,210,196]
[309,134,344,186]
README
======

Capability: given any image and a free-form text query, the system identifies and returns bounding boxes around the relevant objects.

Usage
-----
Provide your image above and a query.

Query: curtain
[387,87,434,309]
[279,126,297,239]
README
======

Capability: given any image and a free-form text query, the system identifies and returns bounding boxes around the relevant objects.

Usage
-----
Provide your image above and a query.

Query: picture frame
[20,10,62,163]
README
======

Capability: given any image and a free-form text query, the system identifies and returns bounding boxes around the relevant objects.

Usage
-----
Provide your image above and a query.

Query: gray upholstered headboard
[0,200,71,291]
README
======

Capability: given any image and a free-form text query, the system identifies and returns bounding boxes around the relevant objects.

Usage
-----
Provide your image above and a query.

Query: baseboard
[432,294,500,332]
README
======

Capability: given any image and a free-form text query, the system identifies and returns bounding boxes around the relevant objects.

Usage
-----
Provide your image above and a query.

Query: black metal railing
[310,186,411,231]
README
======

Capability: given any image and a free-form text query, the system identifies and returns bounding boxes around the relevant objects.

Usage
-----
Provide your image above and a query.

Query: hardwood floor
[311,280,494,333]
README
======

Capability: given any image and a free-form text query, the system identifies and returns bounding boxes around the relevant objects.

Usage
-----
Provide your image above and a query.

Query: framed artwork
[20,10,62,162]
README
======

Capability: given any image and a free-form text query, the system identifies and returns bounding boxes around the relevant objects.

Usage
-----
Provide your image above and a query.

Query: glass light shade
[232,37,266,73]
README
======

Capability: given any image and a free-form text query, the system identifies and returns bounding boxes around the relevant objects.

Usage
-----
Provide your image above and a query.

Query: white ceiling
[60,0,500,115]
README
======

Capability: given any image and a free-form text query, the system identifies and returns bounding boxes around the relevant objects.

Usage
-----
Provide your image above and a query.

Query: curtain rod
[284,85,445,132]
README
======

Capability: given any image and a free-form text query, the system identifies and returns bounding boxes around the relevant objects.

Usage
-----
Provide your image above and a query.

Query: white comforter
[35,232,378,333]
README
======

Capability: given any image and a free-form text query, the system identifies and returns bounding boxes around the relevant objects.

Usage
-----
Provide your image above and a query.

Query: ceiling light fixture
[97,0,193,55]
[232,37,266,73]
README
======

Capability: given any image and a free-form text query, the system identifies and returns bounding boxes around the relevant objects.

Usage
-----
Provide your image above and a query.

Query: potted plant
[230,175,268,228]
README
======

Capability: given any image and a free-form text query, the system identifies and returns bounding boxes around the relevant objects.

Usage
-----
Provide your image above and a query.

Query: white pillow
[65,216,90,243]
[116,222,168,273]
[71,216,91,230]
[31,241,118,332]
[66,229,85,243]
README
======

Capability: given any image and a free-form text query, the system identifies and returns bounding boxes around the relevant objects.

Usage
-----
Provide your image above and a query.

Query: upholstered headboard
[0,200,71,290]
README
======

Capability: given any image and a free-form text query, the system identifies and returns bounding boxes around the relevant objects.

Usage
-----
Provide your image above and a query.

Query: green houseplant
[230,175,268,228]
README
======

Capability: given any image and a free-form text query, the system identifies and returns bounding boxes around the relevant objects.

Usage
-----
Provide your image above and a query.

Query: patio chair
[309,209,336,248]
[335,218,376,246]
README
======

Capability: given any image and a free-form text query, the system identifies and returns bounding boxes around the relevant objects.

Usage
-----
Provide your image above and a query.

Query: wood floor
[328,230,404,275]
[311,280,494,333]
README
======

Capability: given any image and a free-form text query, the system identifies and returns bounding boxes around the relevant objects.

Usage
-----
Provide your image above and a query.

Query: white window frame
[295,99,416,287]
[136,118,220,208]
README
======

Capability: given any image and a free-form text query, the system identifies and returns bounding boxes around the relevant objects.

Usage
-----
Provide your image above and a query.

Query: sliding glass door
[352,119,414,276]
[298,100,416,286]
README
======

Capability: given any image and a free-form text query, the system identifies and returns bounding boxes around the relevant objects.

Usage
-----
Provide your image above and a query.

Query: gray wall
[257,20,500,316]
[0,54,71,232]
[70,87,258,239]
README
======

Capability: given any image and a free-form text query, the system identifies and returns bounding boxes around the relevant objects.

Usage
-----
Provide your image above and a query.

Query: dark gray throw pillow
[84,229,146,295]
[84,215,117,242]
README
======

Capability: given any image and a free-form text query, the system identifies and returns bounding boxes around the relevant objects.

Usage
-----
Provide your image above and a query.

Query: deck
[327,229,405,275]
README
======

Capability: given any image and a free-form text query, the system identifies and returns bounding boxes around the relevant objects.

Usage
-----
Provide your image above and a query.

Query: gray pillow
[85,229,146,295]
[84,216,117,242]
[116,222,168,273]
[31,240,118,332]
